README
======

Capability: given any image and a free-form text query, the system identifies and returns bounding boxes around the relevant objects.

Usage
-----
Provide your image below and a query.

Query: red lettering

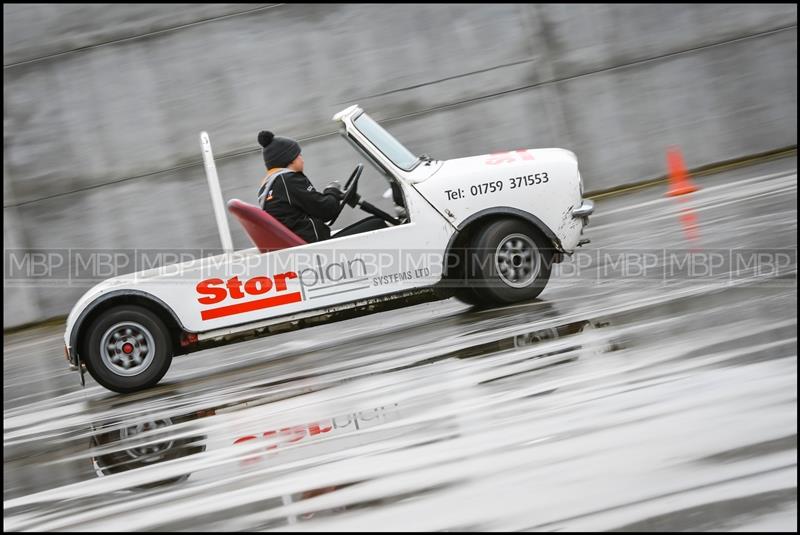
[280,426,306,443]
[233,435,258,445]
[273,271,298,292]
[515,149,534,160]
[486,151,516,165]
[262,427,305,448]
[245,276,272,295]
[197,271,303,320]
[262,430,278,450]
[234,435,263,466]
[308,422,333,436]
[196,278,227,305]
[226,276,245,299]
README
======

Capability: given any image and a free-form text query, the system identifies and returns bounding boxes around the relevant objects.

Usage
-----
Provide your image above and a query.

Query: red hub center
[122,343,134,354]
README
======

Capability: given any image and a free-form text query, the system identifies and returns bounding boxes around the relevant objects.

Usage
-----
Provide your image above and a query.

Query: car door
[154,181,453,334]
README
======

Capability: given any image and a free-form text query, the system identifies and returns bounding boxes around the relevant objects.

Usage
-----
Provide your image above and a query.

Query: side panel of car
[66,182,454,344]
[413,149,585,250]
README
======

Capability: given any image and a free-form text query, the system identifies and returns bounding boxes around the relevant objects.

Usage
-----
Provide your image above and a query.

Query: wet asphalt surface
[3,157,797,531]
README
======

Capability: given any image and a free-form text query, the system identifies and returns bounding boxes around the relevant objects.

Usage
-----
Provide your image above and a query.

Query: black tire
[444,246,488,307]
[81,305,173,393]
[454,286,486,307]
[466,219,553,305]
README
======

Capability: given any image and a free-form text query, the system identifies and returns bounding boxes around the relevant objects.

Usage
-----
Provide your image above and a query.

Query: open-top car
[64,105,594,393]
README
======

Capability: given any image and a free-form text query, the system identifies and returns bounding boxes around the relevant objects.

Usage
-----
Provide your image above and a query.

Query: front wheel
[466,219,553,305]
[81,305,173,393]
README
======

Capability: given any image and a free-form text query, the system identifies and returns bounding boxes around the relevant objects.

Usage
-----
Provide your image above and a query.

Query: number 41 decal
[485,149,535,165]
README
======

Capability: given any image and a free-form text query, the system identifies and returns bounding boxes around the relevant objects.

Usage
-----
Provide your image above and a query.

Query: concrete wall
[3,3,797,327]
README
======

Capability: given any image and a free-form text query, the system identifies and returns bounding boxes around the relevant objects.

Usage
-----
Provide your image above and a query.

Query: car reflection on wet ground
[3,158,797,531]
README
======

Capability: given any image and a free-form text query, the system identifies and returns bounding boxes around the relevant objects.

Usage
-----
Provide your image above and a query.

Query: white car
[64,105,594,392]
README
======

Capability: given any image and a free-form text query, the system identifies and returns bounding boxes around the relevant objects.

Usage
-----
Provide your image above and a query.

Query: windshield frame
[351,111,421,172]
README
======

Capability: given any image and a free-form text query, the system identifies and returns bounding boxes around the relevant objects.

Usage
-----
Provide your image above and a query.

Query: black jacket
[258,170,339,243]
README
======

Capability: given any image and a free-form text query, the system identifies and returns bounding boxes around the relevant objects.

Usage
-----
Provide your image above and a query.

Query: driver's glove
[324,181,344,201]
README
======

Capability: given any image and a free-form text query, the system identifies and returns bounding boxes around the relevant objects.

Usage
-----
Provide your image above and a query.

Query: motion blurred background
[3,3,797,327]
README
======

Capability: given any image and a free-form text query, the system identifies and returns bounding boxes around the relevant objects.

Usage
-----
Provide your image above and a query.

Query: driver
[257,130,387,243]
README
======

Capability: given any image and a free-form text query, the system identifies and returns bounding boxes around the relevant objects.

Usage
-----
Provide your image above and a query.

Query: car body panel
[64,181,452,350]
[413,148,585,250]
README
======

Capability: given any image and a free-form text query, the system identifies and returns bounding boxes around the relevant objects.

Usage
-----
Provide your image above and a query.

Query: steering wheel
[328,164,363,225]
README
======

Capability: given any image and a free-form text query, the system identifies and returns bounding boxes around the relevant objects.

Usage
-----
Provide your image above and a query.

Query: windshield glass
[352,113,418,171]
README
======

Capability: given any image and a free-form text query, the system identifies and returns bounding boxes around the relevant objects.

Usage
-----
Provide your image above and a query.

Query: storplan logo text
[195,255,368,321]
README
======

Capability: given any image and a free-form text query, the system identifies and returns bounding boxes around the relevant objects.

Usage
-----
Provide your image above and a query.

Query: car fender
[65,285,187,362]
[439,206,564,278]
[413,148,585,250]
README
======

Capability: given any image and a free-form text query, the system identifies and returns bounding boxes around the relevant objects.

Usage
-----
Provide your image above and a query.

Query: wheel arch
[71,290,190,359]
[442,207,563,279]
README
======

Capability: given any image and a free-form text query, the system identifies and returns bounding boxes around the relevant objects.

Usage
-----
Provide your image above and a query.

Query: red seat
[227,199,307,253]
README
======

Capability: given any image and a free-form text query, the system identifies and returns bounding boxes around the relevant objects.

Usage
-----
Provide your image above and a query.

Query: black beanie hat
[258,130,301,169]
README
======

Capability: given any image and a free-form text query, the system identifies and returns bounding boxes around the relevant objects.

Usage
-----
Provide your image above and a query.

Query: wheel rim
[100,321,156,377]
[514,328,560,348]
[120,418,174,461]
[495,233,540,288]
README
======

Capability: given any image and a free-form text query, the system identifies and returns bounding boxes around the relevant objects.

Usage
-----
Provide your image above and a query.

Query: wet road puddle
[4,273,796,530]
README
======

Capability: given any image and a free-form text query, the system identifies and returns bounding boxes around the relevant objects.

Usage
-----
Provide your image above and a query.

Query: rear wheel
[82,305,173,393]
[466,219,553,305]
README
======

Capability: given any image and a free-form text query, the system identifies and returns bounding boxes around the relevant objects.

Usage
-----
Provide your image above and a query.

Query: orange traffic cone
[666,146,698,197]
